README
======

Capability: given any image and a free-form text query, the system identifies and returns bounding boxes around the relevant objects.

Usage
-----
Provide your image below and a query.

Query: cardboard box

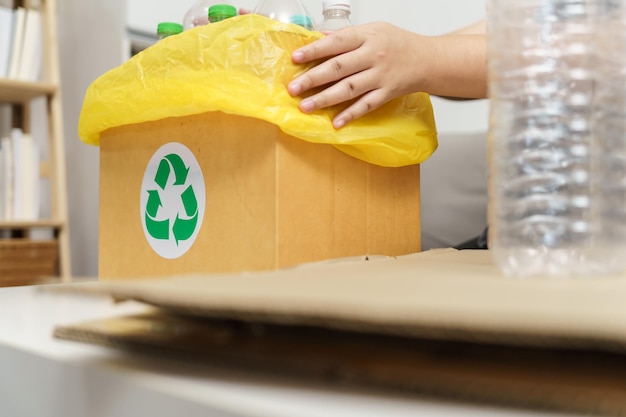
[99,111,420,279]
[55,249,626,415]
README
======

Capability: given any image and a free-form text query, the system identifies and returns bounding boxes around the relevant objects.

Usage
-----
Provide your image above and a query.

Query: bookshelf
[0,0,70,285]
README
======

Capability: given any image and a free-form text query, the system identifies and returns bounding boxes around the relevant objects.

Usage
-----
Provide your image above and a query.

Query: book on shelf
[3,5,42,82]
[0,5,13,79]
[10,127,22,218]
[0,128,40,221]
[24,131,40,220]
[16,7,42,82]
[6,6,25,80]
[0,141,5,219]
[12,128,39,220]
[0,146,3,219]
[0,135,13,220]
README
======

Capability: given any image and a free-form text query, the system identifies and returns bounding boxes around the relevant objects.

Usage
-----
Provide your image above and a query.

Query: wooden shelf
[0,220,65,229]
[0,78,57,103]
[0,0,71,283]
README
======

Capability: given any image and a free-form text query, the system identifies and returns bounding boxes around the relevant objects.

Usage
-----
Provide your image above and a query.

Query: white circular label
[140,142,206,259]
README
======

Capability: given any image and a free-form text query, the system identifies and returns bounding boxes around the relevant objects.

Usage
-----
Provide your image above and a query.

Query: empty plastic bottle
[593,2,626,273]
[487,0,622,277]
[253,0,317,30]
[317,0,352,32]
[157,22,183,40]
[183,0,211,29]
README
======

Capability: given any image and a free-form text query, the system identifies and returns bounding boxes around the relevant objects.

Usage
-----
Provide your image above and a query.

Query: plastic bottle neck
[323,8,350,20]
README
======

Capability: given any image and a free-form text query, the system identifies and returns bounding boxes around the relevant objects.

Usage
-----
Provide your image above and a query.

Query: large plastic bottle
[253,0,317,30]
[487,0,621,278]
[317,0,352,33]
[594,2,626,271]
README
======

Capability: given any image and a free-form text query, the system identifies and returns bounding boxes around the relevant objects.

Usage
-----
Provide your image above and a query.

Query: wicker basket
[0,239,59,286]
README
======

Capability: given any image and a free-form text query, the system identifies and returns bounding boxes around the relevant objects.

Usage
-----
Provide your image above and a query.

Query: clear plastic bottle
[487,0,622,278]
[208,4,237,23]
[157,22,184,40]
[594,2,626,271]
[317,0,352,33]
[253,0,317,30]
[183,0,211,29]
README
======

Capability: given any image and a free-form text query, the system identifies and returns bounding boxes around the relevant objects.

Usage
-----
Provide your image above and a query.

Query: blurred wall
[58,0,127,276]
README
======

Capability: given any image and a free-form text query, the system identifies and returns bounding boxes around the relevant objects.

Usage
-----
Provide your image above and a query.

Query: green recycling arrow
[172,185,198,244]
[145,190,169,240]
[154,154,189,190]
[154,159,170,190]
[146,189,162,217]
[166,154,189,185]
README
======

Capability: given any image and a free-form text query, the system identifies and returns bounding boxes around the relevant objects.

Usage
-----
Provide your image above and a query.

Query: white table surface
[0,283,582,417]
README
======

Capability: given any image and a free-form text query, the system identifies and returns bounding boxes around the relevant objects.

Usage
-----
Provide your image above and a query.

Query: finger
[292,29,363,64]
[332,89,390,129]
[288,48,372,97]
[298,69,377,112]
[300,64,380,113]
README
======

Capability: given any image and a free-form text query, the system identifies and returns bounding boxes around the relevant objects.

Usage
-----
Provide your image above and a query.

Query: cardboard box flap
[56,249,626,352]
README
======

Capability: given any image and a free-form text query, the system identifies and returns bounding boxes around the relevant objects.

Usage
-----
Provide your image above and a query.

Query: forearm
[415,34,487,99]
[447,19,486,35]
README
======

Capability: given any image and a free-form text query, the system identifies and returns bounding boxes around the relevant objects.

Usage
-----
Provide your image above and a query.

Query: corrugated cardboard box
[99,111,420,279]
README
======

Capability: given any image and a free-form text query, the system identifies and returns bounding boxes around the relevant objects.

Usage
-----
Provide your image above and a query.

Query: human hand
[287,22,426,129]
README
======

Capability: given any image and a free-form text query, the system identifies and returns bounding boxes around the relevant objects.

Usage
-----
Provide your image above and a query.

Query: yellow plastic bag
[77,14,437,167]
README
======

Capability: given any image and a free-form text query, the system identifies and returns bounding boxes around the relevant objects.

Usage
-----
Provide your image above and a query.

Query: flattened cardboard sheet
[57,249,626,350]
[52,249,626,416]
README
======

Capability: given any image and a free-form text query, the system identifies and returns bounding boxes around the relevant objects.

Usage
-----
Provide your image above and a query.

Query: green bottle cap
[208,4,237,22]
[290,14,313,30]
[157,22,183,37]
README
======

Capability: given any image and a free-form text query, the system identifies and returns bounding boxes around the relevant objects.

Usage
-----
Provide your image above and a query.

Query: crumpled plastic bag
[77,14,438,167]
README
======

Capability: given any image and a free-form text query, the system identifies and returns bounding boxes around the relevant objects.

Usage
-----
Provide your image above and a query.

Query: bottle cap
[208,4,237,20]
[290,14,314,30]
[322,0,351,12]
[157,22,184,36]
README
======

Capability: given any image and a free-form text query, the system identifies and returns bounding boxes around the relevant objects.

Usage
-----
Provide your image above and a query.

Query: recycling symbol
[140,143,205,259]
